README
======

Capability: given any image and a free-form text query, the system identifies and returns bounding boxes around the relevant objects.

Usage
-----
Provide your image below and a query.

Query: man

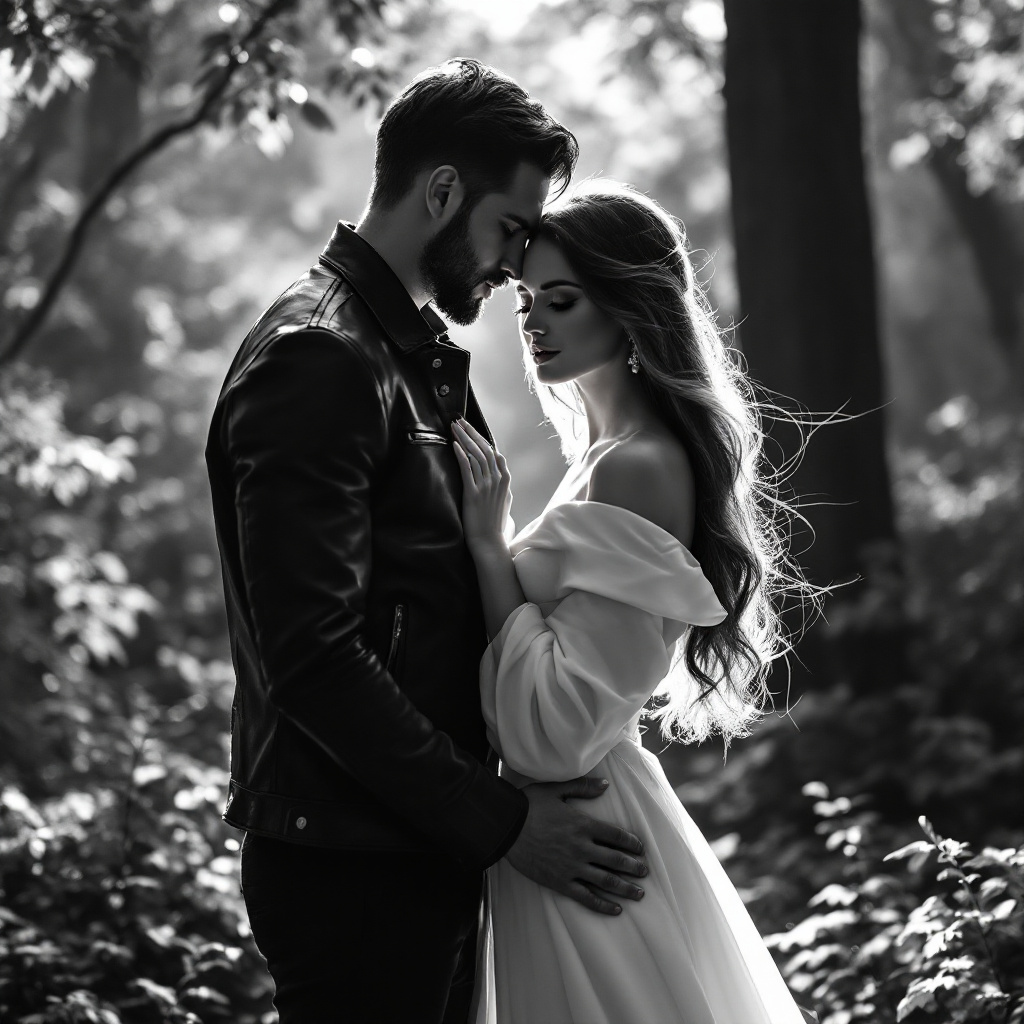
[205,59,647,1023]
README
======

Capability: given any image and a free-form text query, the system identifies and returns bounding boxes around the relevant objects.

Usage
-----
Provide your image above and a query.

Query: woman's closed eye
[513,298,576,317]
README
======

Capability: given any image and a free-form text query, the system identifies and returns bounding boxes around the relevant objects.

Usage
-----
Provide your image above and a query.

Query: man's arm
[222,328,527,868]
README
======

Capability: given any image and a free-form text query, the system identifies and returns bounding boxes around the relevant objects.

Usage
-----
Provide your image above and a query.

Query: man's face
[419,161,550,326]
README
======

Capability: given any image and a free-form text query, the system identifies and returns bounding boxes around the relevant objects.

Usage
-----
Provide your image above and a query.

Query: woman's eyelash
[514,299,576,317]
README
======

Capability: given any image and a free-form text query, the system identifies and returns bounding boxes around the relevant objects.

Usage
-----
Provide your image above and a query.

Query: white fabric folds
[482,501,726,783]
[474,500,807,1024]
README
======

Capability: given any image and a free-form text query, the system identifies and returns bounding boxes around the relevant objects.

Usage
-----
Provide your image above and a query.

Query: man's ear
[425,165,465,223]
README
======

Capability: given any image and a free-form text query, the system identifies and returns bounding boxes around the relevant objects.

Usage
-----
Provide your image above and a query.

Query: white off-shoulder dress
[473,500,806,1024]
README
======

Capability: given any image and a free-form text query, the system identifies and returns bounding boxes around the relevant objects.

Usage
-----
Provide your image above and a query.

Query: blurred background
[1,1,1022,1021]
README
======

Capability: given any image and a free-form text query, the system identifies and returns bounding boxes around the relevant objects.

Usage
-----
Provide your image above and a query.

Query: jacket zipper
[385,604,405,675]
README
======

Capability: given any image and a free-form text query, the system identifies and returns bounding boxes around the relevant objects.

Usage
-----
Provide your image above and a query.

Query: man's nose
[501,238,528,280]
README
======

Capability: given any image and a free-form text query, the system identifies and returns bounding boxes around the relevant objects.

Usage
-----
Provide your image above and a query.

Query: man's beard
[419,202,502,326]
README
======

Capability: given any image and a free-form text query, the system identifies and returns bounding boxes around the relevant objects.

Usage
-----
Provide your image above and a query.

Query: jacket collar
[318,221,450,352]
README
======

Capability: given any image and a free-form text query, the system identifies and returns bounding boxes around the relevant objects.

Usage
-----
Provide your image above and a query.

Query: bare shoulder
[587,432,696,546]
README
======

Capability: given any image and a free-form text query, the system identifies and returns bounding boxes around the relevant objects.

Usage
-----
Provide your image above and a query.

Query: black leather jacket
[205,222,528,869]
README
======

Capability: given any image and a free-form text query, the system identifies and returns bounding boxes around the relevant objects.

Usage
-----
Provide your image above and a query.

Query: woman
[452,181,813,1023]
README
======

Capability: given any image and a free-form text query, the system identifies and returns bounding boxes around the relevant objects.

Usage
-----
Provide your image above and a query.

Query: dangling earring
[627,338,640,374]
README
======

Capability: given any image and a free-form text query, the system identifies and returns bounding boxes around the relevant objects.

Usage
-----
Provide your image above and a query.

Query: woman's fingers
[457,418,500,477]
[452,438,481,487]
[454,420,499,481]
[452,423,482,478]
[452,420,483,463]
[457,417,488,448]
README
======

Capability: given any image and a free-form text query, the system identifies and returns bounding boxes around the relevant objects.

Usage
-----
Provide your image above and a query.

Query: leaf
[298,99,334,130]
[885,840,935,862]
[802,778,835,802]
[133,977,177,1005]
[919,815,941,845]
[124,875,162,890]
[179,985,231,1007]
[808,884,859,908]
[133,764,167,786]
[977,878,1009,903]
[785,943,848,972]
[897,976,958,1021]
[145,924,177,948]
[991,898,1017,920]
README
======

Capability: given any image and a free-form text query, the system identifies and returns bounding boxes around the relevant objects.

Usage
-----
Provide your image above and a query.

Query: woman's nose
[522,309,545,337]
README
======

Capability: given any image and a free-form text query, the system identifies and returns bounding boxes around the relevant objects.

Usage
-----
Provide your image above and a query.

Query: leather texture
[205,222,528,869]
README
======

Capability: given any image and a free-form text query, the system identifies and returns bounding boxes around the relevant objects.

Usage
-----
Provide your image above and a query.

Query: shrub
[0,367,272,1022]
[768,785,1024,1024]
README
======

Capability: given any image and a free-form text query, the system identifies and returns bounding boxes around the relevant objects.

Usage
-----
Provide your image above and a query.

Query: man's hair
[369,59,578,209]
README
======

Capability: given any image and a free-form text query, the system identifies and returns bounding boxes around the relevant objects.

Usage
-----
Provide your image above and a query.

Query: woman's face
[515,236,627,386]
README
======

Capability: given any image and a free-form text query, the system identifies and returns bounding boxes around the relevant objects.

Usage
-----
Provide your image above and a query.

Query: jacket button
[295,816,307,829]
[432,358,442,369]
[437,384,450,396]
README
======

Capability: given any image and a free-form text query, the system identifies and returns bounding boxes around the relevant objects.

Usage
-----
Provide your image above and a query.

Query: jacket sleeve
[222,328,527,868]
[480,593,671,782]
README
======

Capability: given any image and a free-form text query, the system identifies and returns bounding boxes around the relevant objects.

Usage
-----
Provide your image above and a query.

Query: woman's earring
[627,339,640,374]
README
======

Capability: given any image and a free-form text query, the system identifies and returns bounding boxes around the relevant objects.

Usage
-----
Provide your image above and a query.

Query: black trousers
[240,833,484,1024]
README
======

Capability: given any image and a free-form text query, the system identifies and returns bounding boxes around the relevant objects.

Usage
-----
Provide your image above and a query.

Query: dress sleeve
[479,501,728,783]
[480,592,672,782]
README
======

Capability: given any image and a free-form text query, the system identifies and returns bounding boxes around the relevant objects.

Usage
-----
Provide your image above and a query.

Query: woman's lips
[531,349,558,365]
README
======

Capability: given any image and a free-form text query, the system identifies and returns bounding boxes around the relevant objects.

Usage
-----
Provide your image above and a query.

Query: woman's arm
[480,590,671,780]
[454,418,678,780]
[452,418,527,639]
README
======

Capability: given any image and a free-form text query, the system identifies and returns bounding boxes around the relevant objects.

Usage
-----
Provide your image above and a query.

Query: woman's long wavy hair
[529,180,816,745]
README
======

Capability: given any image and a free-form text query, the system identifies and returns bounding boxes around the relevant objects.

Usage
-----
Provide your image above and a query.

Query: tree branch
[0,0,293,367]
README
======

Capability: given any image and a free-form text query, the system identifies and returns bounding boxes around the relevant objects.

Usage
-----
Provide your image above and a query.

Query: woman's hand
[452,418,511,553]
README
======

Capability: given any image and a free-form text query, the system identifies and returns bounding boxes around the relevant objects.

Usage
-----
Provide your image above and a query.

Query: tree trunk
[722,0,902,689]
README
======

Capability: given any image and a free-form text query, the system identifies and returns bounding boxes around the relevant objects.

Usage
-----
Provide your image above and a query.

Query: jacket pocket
[407,428,448,446]
[385,603,406,676]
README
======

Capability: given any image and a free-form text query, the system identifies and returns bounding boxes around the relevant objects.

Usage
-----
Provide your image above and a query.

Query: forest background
[1,1,1022,1022]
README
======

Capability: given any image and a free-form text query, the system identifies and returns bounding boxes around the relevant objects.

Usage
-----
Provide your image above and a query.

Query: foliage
[663,399,1024,1009]
[904,0,1024,200]
[520,0,725,83]
[0,367,271,1021]
[2,0,392,142]
[1,0,1021,1017]
[0,760,266,1023]
[1,0,396,363]
[766,795,1024,1024]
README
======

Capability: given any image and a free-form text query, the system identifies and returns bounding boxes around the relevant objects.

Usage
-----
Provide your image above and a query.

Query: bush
[768,787,1024,1024]
[0,367,272,1022]
[0,765,271,1023]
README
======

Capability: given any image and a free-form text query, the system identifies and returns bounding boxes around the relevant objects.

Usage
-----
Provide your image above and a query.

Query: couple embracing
[206,58,811,1024]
